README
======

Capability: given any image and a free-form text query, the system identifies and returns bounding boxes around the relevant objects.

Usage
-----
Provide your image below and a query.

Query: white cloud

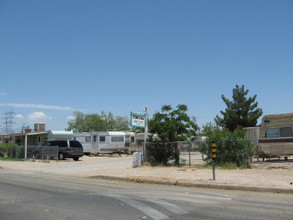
[67,115,76,121]
[15,114,23,119]
[0,92,7,96]
[0,103,73,111]
[27,112,52,122]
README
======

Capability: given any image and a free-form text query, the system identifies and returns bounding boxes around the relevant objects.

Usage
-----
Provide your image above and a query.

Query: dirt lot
[0,155,293,190]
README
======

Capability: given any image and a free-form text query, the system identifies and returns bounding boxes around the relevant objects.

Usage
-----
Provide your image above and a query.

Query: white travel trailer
[73,131,126,154]
[48,130,73,141]
[258,113,293,160]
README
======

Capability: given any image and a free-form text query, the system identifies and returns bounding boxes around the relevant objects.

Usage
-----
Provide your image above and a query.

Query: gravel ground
[0,155,293,190]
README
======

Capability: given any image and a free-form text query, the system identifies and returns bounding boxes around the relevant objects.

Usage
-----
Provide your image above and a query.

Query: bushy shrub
[200,124,254,167]
[146,142,180,166]
[0,143,21,158]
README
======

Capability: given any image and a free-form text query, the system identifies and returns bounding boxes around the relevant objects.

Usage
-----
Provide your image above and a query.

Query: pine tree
[215,85,263,131]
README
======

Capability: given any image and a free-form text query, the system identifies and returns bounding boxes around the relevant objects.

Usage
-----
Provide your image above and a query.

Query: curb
[89,175,293,194]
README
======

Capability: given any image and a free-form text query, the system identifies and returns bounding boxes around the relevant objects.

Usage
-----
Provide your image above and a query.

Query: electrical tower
[2,110,15,134]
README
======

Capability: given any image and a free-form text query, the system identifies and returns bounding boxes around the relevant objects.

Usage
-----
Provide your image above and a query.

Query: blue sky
[0,0,292,132]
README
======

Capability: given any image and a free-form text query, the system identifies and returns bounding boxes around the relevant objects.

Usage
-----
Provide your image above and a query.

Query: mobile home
[258,113,293,160]
[73,131,126,154]
[125,132,145,153]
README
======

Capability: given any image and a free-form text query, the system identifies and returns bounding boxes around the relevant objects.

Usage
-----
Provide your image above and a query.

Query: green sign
[130,112,146,128]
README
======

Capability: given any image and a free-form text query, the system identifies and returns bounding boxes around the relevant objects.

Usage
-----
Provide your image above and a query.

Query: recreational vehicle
[73,131,126,154]
[125,132,145,153]
[258,113,293,160]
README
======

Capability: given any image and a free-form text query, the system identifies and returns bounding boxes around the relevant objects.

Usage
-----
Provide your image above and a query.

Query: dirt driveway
[0,155,293,190]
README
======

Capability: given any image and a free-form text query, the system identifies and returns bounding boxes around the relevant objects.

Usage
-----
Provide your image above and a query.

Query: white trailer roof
[73,131,126,136]
[108,131,125,136]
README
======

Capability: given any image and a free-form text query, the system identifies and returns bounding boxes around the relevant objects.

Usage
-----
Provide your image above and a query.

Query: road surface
[0,170,292,220]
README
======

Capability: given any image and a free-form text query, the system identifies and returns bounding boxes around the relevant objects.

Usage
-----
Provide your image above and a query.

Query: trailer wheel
[58,153,65,160]
[285,157,288,161]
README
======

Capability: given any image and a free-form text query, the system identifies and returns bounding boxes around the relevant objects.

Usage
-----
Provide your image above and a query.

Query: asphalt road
[0,170,292,220]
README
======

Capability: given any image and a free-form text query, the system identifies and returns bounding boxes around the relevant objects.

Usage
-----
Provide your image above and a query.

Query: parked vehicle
[40,140,84,161]
[73,131,126,155]
[258,113,293,160]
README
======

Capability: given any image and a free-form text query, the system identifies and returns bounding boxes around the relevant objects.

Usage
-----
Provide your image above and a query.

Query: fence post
[188,143,191,167]
[144,143,147,163]
[164,144,167,165]
[56,146,59,162]
[246,140,250,168]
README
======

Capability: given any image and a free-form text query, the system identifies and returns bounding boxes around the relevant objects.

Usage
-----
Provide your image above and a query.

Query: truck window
[70,140,82,148]
[57,141,68,147]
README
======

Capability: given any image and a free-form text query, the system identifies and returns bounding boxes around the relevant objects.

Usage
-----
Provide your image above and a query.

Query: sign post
[211,141,216,180]
[130,109,148,163]
[143,107,148,163]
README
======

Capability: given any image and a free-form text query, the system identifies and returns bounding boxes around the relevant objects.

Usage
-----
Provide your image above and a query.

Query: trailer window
[93,135,97,142]
[266,127,293,138]
[265,128,280,138]
[99,136,105,142]
[85,136,91,142]
[111,136,124,142]
[136,140,144,146]
[280,127,293,137]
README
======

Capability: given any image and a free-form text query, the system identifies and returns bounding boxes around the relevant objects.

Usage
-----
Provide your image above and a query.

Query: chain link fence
[0,145,58,161]
[145,139,253,167]
[178,141,206,166]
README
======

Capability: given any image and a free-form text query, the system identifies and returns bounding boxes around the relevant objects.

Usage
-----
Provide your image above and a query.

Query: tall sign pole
[130,108,148,163]
[143,107,148,163]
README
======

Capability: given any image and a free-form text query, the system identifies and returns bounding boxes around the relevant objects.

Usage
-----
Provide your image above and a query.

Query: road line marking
[121,199,169,220]
[149,199,188,215]
[105,194,168,220]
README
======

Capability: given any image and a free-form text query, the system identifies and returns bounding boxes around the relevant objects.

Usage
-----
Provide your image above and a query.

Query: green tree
[148,104,198,142]
[215,85,263,131]
[67,111,129,132]
[147,104,198,166]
